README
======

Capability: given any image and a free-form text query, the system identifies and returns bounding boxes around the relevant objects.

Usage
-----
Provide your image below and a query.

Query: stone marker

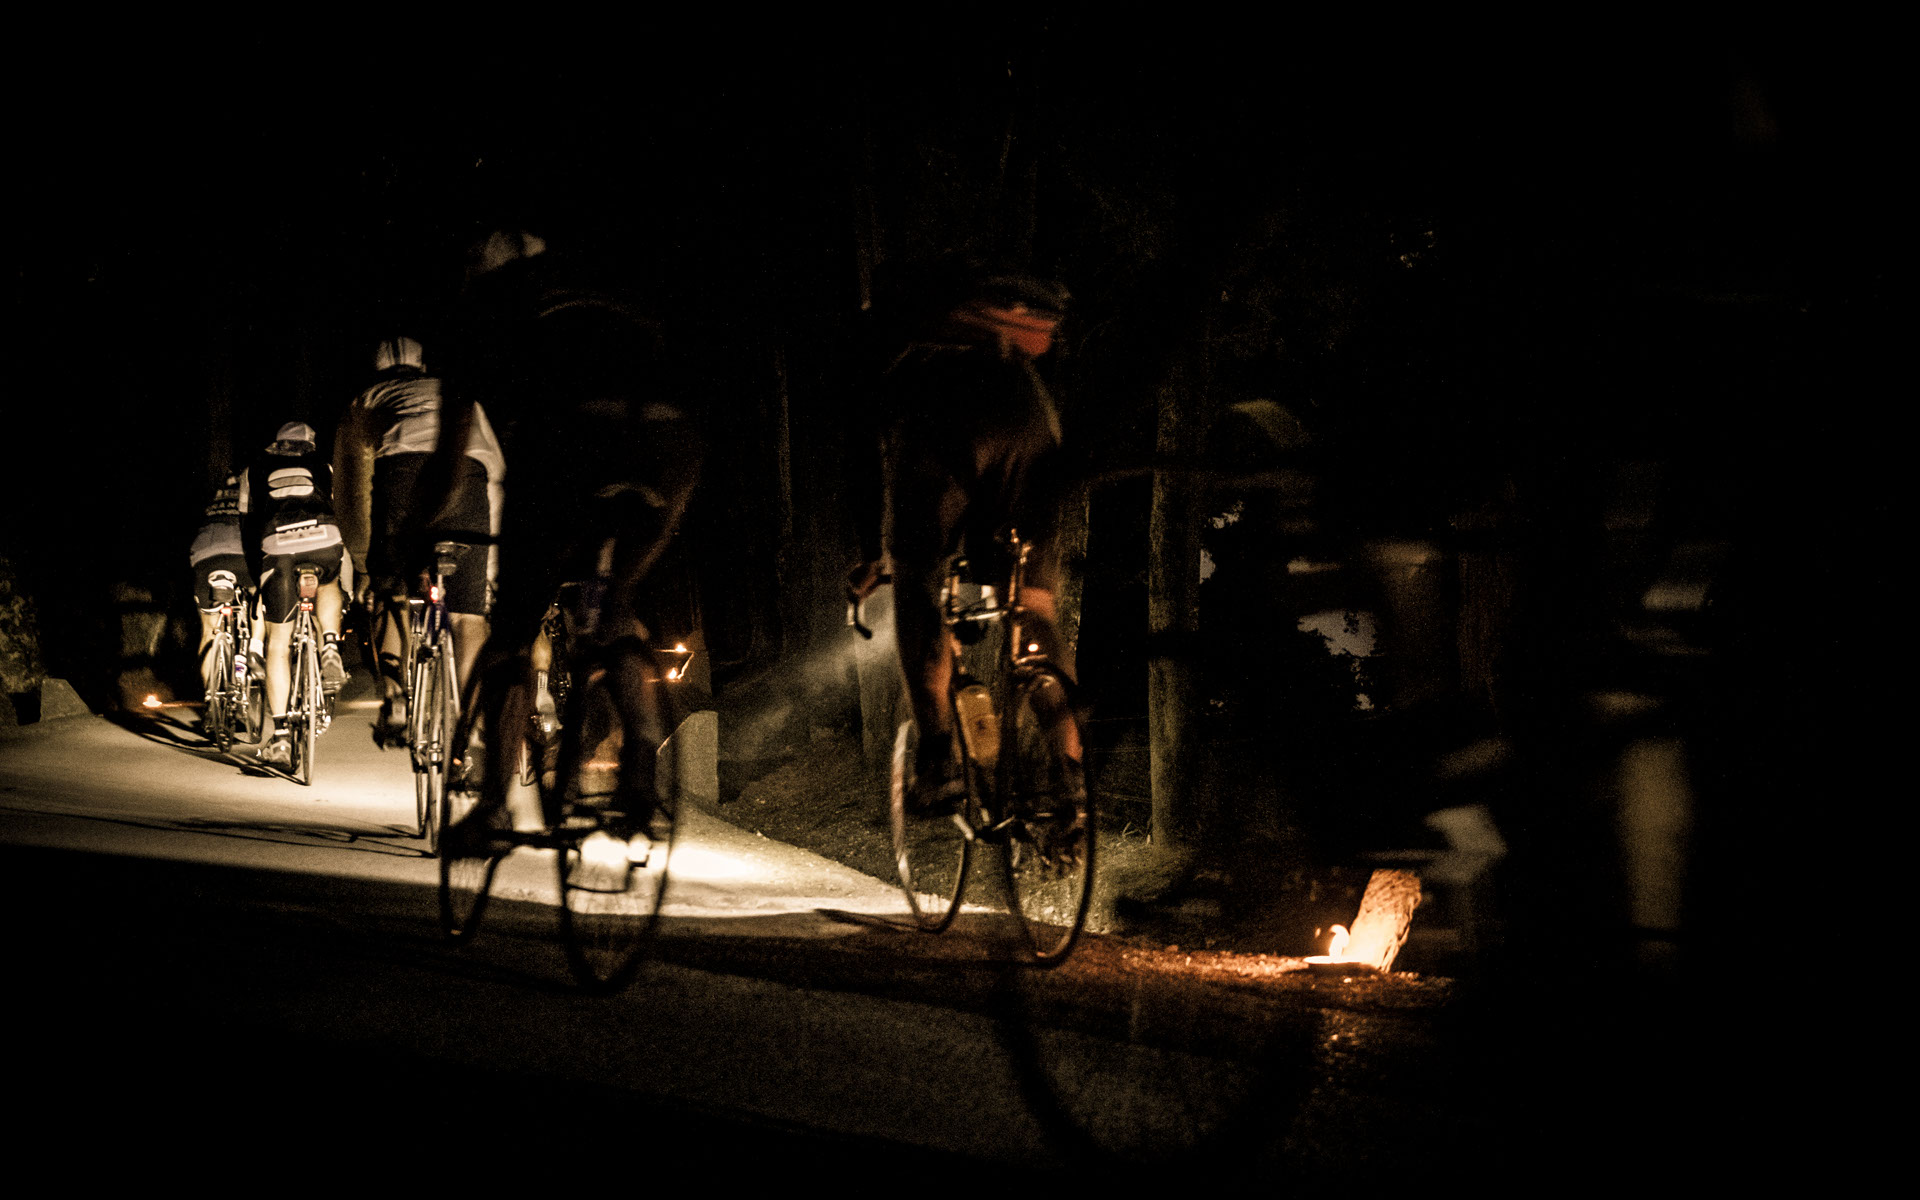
[39,678,93,721]
[658,710,719,807]
[1344,868,1424,972]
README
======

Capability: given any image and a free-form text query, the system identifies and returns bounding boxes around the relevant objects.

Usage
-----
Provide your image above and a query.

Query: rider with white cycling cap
[239,421,349,768]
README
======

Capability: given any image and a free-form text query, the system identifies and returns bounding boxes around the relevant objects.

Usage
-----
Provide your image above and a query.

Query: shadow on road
[0,798,430,856]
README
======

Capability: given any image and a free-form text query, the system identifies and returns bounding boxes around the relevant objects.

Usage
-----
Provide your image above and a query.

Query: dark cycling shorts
[370,453,491,614]
[258,546,344,624]
[192,554,255,611]
[484,406,678,661]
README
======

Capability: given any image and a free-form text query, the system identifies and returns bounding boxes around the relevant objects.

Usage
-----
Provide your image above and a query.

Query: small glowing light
[1303,925,1356,972]
[674,643,686,653]
[666,668,680,681]
[142,694,162,709]
[1026,642,1040,653]
[579,831,634,873]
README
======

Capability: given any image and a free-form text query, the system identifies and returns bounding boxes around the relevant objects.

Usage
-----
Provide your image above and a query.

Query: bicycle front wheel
[998,669,1095,965]
[552,668,676,992]
[890,718,974,933]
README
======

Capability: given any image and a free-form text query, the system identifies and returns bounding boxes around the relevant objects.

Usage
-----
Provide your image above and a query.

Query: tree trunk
[1147,355,1209,863]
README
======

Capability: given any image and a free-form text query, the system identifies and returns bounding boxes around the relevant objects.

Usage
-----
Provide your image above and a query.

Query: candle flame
[1327,924,1350,960]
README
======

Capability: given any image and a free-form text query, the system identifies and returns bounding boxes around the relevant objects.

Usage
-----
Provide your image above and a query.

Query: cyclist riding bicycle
[239,421,350,768]
[189,469,256,698]
[333,335,505,747]
[846,262,1081,811]
[426,228,701,843]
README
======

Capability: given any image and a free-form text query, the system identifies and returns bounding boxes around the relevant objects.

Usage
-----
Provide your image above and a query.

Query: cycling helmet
[374,336,425,373]
[268,421,318,455]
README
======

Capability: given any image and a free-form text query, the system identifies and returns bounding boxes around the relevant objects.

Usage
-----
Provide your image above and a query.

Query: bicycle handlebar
[846,573,892,641]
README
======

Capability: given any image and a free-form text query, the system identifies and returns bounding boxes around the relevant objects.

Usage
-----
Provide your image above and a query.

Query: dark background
[4,25,1886,978]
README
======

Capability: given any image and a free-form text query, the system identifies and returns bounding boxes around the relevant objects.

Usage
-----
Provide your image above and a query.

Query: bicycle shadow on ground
[0,798,433,857]
[107,709,279,772]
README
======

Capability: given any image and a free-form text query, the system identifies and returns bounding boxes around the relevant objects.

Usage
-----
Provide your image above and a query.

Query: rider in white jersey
[333,337,505,746]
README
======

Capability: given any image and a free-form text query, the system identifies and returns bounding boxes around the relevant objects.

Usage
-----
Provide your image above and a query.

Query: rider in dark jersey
[334,336,505,745]
[847,267,1079,807]
[425,230,701,838]
[239,421,349,767]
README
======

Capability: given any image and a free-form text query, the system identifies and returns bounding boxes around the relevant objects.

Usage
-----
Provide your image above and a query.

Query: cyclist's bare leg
[603,634,668,823]
[450,613,488,712]
[317,582,345,644]
[891,563,959,779]
[1011,586,1084,762]
[263,619,293,718]
[373,593,410,704]
[478,651,546,833]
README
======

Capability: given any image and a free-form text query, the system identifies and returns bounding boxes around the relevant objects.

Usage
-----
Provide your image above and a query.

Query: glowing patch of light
[142,695,162,709]
[1304,924,1352,968]
[578,831,633,873]
[662,841,759,882]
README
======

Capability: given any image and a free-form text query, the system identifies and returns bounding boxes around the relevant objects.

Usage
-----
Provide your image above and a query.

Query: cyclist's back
[428,230,700,834]
[189,469,254,697]
[238,422,350,766]
[855,265,1076,803]
[335,337,503,740]
[436,240,697,643]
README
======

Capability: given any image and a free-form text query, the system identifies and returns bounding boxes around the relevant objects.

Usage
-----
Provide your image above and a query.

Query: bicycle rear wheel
[206,636,234,752]
[553,667,676,991]
[288,636,319,786]
[415,648,457,853]
[890,717,975,932]
[240,666,266,745]
[998,668,1095,965]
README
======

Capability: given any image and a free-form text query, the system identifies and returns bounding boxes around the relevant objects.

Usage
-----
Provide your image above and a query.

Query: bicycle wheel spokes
[999,670,1095,965]
[439,787,503,941]
[890,720,973,932]
[286,639,315,786]
[556,793,675,992]
[207,637,234,752]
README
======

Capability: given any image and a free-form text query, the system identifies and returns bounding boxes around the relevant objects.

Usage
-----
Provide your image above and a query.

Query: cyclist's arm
[332,399,377,575]
[622,404,701,587]
[420,390,479,534]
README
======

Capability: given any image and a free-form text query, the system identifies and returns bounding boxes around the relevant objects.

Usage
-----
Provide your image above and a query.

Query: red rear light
[430,584,441,604]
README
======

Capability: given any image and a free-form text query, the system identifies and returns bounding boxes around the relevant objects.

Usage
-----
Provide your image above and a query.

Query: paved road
[2,693,1757,1182]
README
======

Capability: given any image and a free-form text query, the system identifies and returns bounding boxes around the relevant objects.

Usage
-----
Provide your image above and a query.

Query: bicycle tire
[889,716,975,933]
[438,798,505,942]
[241,663,266,745]
[997,667,1095,965]
[289,632,319,786]
[415,647,456,853]
[552,659,676,992]
[207,635,234,752]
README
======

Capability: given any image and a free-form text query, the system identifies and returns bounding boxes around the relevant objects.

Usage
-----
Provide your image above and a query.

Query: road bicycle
[407,541,470,857]
[852,528,1095,965]
[202,571,266,753]
[281,563,333,786]
[440,575,690,992]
